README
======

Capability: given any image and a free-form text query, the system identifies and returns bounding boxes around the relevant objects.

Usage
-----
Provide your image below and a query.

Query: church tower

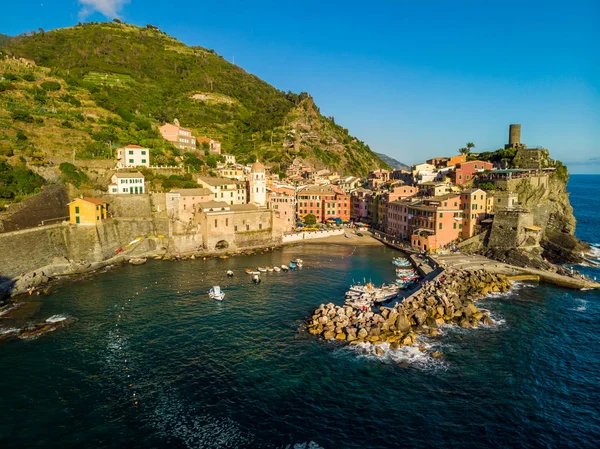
[249,160,267,207]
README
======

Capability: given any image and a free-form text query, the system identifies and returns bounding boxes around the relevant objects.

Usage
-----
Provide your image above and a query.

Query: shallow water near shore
[1,176,599,448]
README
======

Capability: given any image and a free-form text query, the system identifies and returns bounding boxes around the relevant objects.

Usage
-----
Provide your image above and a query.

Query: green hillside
[0,34,11,46]
[2,22,387,177]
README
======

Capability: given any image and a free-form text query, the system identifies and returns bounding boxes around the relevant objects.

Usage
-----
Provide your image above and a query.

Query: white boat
[226,270,234,277]
[252,274,261,284]
[267,267,274,272]
[281,265,289,271]
[209,286,225,301]
[257,267,267,273]
[292,258,304,267]
[273,266,281,272]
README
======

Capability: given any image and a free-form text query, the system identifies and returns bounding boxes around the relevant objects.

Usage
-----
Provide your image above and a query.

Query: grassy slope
[3,22,387,175]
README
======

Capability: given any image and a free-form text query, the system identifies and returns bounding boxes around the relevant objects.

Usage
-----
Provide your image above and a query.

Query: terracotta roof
[124,144,145,149]
[197,136,219,143]
[197,176,237,187]
[169,188,212,197]
[70,197,107,205]
[299,184,347,195]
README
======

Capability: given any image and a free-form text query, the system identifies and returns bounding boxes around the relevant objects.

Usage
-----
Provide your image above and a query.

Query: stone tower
[505,124,526,150]
[249,160,267,207]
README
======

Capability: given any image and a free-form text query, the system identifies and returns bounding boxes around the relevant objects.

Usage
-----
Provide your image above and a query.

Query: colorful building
[451,160,494,185]
[406,194,463,251]
[460,188,487,239]
[197,136,222,154]
[69,197,108,225]
[297,184,350,223]
[159,119,196,151]
[197,176,247,205]
[248,160,267,207]
[166,188,213,222]
[267,185,297,231]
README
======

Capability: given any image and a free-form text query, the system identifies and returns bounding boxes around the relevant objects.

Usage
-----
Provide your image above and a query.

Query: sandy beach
[297,232,384,246]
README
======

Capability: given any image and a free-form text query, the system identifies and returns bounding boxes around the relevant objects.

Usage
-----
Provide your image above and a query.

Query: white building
[116,145,150,168]
[108,172,146,194]
[248,160,267,207]
[223,154,236,165]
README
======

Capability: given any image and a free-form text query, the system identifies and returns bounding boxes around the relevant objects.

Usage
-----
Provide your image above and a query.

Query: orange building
[451,160,494,185]
[297,185,350,223]
[268,185,297,231]
[460,188,487,239]
[407,194,463,251]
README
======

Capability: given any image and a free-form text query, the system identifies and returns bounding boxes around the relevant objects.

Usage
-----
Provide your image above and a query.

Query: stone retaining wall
[282,229,344,243]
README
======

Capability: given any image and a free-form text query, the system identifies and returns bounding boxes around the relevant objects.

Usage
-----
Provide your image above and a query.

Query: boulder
[357,328,368,339]
[323,330,335,340]
[431,351,443,359]
[335,333,346,340]
[375,346,385,356]
[395,314,411,333]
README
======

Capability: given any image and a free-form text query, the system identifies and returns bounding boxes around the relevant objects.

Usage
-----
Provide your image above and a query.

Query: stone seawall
[282,229,345,243]
[0,219,162,279]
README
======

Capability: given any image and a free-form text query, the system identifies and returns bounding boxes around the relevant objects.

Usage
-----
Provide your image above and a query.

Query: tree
[304,214,317,225]
[466,142,475,153]
[458,147,469,155]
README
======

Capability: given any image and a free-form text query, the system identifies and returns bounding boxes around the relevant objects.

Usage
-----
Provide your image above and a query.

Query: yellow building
[69,197,108,225]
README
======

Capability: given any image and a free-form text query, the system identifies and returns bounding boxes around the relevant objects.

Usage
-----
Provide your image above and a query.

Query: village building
[366,169,390,190]
[166,188,213,223]
[248,160,267,207]
[196,176,246,205]
[197,136,222,154]
[418,181,453,197]
[116,145,150,169]
[297,184,350,223]
[108,172,146,194]
[450,160,494,185]
[159,119,197,151]
[350,189,371,222]
[337,176,363,193]
[195,202,283,250]
[486,191,519,214]
[223,154,236,165]
[267,185,297,231]
[217,166,246,181]
[68,197,108,225]
[460,188,487,239]
[407,194,463,251]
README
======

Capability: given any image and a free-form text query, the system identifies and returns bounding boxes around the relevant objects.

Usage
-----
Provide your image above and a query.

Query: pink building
[451,160,493,185]
[406,194,463,251]
[351,189,371,222]
[166,188,213,223]
[268,185,297,231]
[197,136,222,154]
[159,120,196,150]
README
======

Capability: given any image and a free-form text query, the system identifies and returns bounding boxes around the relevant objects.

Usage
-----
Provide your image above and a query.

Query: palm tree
[466,142,475,153]
[458,147,469,155]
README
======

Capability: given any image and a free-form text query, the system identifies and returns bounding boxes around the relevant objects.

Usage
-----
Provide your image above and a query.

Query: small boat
[129,257,147,265]
[281,265,289,271]
[289,261,296,269]
[292,258,304,268]
[226,270,234,277]
[273,266,281,272]
[209,286,225,300]
[245,268,253,274]
[252,274,261,284]
[267,267,274,272]
[258,267,267,273]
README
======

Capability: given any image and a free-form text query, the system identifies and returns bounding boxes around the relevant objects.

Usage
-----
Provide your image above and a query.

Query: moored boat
[252,274,261,284]
[273,266,281,272]
[209,286,225,300]
[258,267,267,273]
[129,257,147,265]
[281,265,289,271]
[227,270,234,277]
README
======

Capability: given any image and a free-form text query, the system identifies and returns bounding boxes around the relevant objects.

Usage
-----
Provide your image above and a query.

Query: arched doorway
[215,240,229,250]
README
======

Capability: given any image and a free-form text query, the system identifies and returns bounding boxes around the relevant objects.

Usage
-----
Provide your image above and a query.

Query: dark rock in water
[431,351,443,359]
[375,346,385,356]
[3,317,74,342]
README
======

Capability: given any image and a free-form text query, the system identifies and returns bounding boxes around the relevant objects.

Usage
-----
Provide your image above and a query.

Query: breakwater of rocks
[305,269,512,354]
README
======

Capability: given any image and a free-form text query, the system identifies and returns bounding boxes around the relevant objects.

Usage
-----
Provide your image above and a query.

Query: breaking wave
[46,314,68,323]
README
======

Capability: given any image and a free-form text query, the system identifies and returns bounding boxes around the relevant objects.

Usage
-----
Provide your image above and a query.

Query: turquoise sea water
[0,175,599,448]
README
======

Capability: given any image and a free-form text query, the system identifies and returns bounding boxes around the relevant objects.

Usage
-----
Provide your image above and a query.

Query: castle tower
[249,160,266,207]
[505,124,525,149]
[509,124,521,146]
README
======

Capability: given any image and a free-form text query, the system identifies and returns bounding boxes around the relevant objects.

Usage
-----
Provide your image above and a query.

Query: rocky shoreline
[305,269,512,356]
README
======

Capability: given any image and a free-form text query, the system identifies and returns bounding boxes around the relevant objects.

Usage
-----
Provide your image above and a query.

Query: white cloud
[78,0,130,20]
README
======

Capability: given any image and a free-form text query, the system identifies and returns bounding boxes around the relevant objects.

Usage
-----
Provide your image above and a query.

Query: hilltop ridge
[0,21,387,185]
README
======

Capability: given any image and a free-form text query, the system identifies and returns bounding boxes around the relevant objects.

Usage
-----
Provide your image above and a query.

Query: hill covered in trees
[1,21,387,180]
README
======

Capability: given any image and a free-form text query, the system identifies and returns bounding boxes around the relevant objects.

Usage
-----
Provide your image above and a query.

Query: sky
[1,0,599,173]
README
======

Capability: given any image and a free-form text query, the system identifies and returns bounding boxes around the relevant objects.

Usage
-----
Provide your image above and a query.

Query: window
[141,151,146,155]
[246,224,250,231]
[453,223,456,229]
[214,219,218,228]
[141,159,146,164]
[259,223,262,230]
[439,213,443,218]
[129,150,134,155]
[459,224,463,229]
[75,206,80,213]
[75,216,80,224]
[439,223,443,230]
[129,159,134,164]
[234,225,238,231]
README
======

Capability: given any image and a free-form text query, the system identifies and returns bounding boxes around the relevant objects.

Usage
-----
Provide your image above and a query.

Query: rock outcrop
[305,270,511,352]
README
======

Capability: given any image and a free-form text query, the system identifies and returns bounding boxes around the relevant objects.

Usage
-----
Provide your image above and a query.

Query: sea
[0,175,599,449]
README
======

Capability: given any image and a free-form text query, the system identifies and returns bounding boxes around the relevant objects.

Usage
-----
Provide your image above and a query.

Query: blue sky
[2,0,599,173]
